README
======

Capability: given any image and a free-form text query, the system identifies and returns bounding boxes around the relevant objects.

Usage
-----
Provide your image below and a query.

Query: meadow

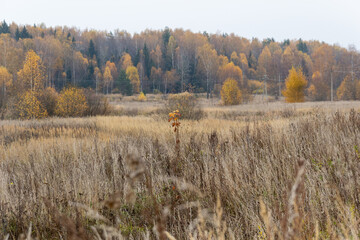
[1,97,360,239]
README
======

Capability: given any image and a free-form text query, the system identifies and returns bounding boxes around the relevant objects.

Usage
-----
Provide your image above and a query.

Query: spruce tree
[0,20,10,34]
[15,27,20,40]
[143,43,151,78]
[88,39,96,58]
[20,26,32,39]
[297,39,308,53]
[117,70,132,95]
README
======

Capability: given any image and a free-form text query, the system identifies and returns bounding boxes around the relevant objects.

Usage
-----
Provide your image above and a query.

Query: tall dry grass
[0,106,360,239]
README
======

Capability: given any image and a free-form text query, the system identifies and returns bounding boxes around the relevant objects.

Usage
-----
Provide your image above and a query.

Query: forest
[0,20,359,105]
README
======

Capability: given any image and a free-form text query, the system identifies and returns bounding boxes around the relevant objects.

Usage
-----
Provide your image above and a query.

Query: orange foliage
[282,67,308,103]
[218,62,243,86]
[121,53,133,70]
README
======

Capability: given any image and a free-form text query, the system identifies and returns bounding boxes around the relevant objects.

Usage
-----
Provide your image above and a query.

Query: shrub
[221,78,242,105]
[248,80,263,94]
[111,88,120,94]
[17,90,48,119]
[137,92,147,102]
[38,87,58,116]
[83,89,111,116]
[55,87,88,117]
[153,89,162,95]
[165,91,203,120]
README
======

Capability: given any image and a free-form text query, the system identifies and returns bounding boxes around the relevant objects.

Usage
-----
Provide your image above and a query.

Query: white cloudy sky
[1,0,359,48]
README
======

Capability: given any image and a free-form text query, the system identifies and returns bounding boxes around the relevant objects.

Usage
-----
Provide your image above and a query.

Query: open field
[111,93,360,116]
[1,100,360,239]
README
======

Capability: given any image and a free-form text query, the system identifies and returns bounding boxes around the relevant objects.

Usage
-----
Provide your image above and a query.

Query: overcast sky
[1,0,359,49]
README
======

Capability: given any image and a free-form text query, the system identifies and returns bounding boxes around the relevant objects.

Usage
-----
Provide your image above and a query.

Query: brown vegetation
[0,104,360,239]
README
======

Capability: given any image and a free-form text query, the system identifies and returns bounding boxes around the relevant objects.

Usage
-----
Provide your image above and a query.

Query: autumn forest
[0,20,360,116]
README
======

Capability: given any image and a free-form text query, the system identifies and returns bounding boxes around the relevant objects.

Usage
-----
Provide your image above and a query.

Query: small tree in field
[55,87,88,117]
[282,67,307,103]
[17,90,48,119]
[221,78,242,105]
[137,92,147,101]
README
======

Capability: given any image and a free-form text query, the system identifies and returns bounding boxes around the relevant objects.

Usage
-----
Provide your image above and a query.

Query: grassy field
[1,98,360,239]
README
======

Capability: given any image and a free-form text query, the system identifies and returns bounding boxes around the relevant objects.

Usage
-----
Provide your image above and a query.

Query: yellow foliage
[282,67,308,103]
[166,92,202,120]
[55,87,88,117]
[75,51,88,66]
[17,50,45,92]
[0,66,12,88]
[105,61,117,78]
[221,78,242,105]
[103,66,113,82]
[307,84,317,100]
[337,75,356,100]
[239,53,248,67]
[258,46,272,75]
[248,80,263,94]
[230,51,240,66]
[310,71,329,101]
[17,90,48,119]
[137,92,147,101]
[126,66,140,94]
[39,87,58,116]
[103,66,113,94]
[197,43,218,78]
[218,55,229,67]
[218,62,243,86]
[121,53,133,70]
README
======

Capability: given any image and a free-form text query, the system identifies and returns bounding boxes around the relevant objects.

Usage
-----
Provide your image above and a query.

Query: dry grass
[1,101,360,239]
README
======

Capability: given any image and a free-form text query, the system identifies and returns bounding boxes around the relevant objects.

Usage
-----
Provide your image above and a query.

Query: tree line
[0,20,360,106]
